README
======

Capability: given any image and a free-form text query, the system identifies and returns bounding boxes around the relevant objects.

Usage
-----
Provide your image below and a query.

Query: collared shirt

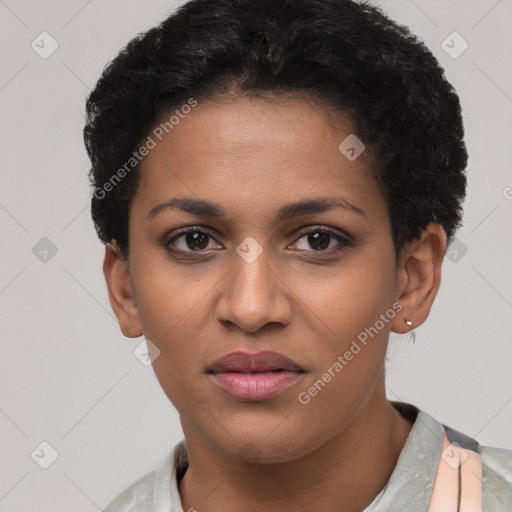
[102,402,512,511]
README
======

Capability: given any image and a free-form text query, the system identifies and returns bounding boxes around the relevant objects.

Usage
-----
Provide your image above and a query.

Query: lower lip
[209,371,303,400]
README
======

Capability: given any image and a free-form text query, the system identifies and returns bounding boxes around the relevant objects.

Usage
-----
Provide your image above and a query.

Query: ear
[103,242,143,338]
[391,223,447,334]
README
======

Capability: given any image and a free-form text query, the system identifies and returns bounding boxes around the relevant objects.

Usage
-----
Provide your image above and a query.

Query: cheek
[142,300,213,418]
[130,265,213,393]
[131,255,210,338]
[299,256,395,404]
[306,257,395,338]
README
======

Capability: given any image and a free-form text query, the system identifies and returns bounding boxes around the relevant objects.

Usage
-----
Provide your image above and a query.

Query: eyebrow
[148,196,366,221]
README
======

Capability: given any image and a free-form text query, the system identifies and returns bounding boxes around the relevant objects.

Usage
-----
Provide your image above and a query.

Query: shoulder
[102,469,156,512]
[479,444,512,510]
[442,422,512,509]
[101,439,188,512]
[390,403,512,511]
[481,443,512,482]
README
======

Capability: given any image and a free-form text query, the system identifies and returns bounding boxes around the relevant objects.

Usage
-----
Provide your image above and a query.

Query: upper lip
[207,350,305,373]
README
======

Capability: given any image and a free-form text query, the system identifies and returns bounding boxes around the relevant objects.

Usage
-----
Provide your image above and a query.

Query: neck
[179,395,413,512]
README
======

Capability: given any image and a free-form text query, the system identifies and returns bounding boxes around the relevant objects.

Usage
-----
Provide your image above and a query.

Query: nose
[214,244,292,334]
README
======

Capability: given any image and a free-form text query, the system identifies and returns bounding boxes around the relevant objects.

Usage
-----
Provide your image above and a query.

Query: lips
[207,350,305,401]
[207,350,305,374]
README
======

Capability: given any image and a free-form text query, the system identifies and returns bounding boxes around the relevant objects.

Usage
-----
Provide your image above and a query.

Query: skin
[104,94,446,512]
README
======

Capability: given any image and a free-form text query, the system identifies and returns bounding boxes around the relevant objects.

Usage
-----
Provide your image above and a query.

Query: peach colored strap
[427,428,483,511]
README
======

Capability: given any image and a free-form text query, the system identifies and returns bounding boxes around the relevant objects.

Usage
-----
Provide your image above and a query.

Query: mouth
[207,350,305,373]
[206,351,306,401]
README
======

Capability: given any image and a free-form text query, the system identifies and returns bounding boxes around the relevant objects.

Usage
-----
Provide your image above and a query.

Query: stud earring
[405,320,413,329]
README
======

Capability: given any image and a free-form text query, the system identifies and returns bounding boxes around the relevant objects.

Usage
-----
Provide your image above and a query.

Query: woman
[84,0,512,510]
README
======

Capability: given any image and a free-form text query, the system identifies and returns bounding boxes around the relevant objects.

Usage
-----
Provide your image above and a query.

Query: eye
[166,227,222,253]
[291,226,351,253]
[165,225,352,256]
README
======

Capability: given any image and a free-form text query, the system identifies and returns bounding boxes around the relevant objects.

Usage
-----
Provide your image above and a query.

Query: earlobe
[103,242,143,338]
[391,223,447,334]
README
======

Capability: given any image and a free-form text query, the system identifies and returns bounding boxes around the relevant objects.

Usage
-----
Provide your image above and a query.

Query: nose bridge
[216,238,291,333]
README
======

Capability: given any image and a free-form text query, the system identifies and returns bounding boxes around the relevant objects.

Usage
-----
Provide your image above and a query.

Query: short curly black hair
[84,0,467,259]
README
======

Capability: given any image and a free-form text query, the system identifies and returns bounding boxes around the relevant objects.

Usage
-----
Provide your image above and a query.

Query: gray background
[0,0,511,510]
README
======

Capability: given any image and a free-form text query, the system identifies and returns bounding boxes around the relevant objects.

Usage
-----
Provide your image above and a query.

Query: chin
[208,421,320,465]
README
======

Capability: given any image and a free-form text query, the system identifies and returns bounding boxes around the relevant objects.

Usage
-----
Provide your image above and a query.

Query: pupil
[309,231,330,250]
[186,232,208,250]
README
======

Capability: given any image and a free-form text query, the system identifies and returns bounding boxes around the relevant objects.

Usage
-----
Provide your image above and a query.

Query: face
[118,95,405,462]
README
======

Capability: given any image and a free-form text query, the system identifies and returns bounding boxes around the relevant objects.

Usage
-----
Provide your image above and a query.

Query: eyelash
[164,225,352,256]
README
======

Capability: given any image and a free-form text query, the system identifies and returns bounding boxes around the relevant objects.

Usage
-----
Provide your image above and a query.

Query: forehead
[133,95,383,221]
